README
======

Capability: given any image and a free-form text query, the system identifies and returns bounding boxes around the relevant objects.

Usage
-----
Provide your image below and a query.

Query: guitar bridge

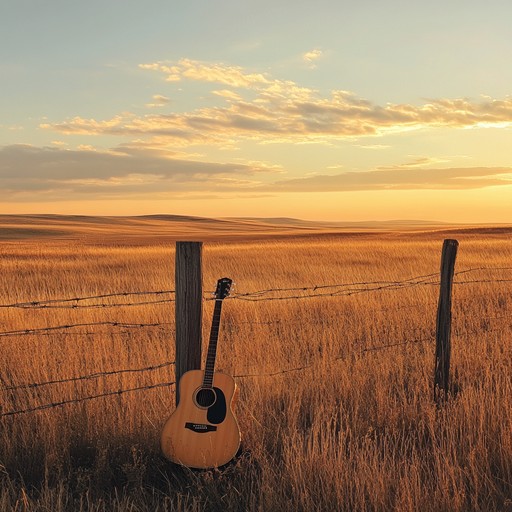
[185,422,217,433]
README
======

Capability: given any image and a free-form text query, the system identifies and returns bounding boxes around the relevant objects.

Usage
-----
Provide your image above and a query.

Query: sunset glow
[2,1,512,222]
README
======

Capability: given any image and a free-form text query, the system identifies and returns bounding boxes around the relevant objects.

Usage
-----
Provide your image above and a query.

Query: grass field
[1,216,512,511]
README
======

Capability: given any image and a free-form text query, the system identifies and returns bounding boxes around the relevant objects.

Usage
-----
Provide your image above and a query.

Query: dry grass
[1,218,512,511]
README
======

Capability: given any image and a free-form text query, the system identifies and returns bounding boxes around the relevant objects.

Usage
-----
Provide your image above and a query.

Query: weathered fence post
[175,241,203,405]
[434,238,459,402]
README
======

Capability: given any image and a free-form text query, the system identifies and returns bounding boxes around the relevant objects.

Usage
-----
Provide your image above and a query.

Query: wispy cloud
[0,144,280,201]
[212,89,243,101]
[139,59,270,88]
[27,58,512,204]
[41,59,512,148]
[4,144,512,202]
[302,49,323,68]
[380,156,449,169]
[354,144,390,150]
[146,94,170,108]
[264,166,512,192]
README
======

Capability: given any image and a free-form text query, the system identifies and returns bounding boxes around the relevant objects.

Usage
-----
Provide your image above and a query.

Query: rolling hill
[0,214,509,244]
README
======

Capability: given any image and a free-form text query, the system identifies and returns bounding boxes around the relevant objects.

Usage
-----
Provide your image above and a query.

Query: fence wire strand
[1,266,510,310]
[0,381,176,418]
[0,265,511,417]
[2,318,510,418]
[0,322,172,338]
[1,361,175,392]
[0,290,175,309]
[1,337,431,417]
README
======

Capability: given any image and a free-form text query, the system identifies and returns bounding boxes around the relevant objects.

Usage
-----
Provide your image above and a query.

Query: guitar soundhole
[195,387,217,408]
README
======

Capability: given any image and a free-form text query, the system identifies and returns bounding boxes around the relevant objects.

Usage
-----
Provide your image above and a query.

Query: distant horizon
[2,212,511,245]
[3,211,511,227]
[2,2,512,223]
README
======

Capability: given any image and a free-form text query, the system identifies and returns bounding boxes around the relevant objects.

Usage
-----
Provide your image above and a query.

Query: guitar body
[161,369,241,469]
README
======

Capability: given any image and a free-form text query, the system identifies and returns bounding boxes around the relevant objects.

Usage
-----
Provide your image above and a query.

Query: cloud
[41,59,512,147]
[139,59,270,88]
[264,166,512,192]
[3,143,512,204]
[40,116,127,135]
[0,144,280,201]
[302,49,323,68]
[212,89,243,101]
[379,156,449,169]
[354,144,390,150]
[146,94,170,108]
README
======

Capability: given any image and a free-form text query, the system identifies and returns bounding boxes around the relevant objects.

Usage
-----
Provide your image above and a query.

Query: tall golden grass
[1,224,511,511]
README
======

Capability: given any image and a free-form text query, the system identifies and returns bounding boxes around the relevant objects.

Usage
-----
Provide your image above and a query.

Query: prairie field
[1,216,512,511]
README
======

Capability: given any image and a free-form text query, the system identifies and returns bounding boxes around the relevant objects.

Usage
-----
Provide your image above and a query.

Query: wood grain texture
[434,238,459,401]
[161,370,241,469]
[175,242,203,405]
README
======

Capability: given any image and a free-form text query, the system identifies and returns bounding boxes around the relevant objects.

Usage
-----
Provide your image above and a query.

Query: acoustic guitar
[161,277,241,468]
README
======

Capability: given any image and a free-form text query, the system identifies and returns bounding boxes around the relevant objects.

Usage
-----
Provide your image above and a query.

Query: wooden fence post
[434,238,459,402]
[175,241,203,405]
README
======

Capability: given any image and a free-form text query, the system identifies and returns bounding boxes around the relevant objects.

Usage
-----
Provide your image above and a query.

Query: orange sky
[2,1,512,222]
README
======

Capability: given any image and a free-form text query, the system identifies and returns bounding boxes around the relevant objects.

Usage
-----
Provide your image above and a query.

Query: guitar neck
[202,298,224,388]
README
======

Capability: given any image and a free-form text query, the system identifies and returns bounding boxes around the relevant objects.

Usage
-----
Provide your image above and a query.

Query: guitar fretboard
[202,299,224,388]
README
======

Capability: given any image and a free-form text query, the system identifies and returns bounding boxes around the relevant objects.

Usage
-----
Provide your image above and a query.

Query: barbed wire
[452,278,512,286]
[0,308,510,340]
[454,266,512,276]
[1,266,510,310]
[0,266,510,418]
[0,322,172,338]
[2,314,511,418]
[232,273,512,302]
[0,327,173,338]
[231,281,436,302]
[0,361,175,392]
[0,290,174,309]
[2,274,510,311]
[7,299,174,310]
[234,336,434,378]
[1,338,430,417]
[234,363,317,379]
[0,381,176,418]
[359,336,432,352]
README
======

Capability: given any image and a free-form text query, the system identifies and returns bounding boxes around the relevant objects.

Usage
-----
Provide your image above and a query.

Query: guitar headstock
[214,277,233,300]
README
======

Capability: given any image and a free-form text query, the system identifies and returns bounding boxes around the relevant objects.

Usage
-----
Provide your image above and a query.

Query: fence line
[1,265,511,418]
[0,311,510,340]
[0,322,171,338]
[1,361,175,392]
[0,290,175,309]
[0,381,176,418]
[1,266,511,311]
[0,335,438,418]
[5,299,174,310]
[1,317,510,418]
[233,337,434,378]
[1,335,437,394]
[232,275,512,302]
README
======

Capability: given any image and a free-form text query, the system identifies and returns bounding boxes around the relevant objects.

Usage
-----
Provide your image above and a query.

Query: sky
[1,0,512,222]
